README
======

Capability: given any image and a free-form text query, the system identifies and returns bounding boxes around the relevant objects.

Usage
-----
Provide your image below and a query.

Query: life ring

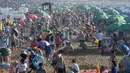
[32,55,44,68]
[2,62,10,67]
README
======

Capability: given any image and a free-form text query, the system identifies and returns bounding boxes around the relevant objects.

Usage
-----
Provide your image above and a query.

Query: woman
[111,61,118,73]
[16,59,28,73]
[56,54,66,73]
[55,33,61,49]
[100,66,108,73]
[51,50,64,73]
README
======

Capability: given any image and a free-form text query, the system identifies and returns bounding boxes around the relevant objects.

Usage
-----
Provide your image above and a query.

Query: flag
[0,21,3,30]
[6,18,13,25]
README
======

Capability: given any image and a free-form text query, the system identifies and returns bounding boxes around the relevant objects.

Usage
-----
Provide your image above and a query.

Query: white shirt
[45,41,50,46]
[102,70,108,73]
[96,33,103,41]
[71,63,80,73]
[16,62,27,72]
[13,67,16,73]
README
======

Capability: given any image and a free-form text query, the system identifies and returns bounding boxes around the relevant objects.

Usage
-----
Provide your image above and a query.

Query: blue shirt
[120,44,129,51]
[111,66,117,73]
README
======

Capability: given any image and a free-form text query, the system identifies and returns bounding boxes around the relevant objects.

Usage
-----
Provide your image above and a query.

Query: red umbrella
[18,19,25,24]
[27,14,38,19]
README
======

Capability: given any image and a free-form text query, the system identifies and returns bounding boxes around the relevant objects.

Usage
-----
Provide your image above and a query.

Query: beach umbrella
[118,23,130,31]
[108,15,126,24]
[107,22,122,31]
[95,12,108,21]
[106,8,120,15]
[122,14,128,19]
[42,11,51,18]
[125,17,130,23]
[76,5,88,12]
[122,15,130,23]
[33,9,44,15]
[27,14,38,19]
[18,19,25,24]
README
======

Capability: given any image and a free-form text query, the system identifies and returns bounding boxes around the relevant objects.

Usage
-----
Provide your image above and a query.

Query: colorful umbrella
[18,19,25,24]
[108,15,126,24]
[33,9,44,15]
[42,11,51,18]
[118,23,130,31]
[27,14,38,19]
[106,8,120,15]
[107,22,122,31]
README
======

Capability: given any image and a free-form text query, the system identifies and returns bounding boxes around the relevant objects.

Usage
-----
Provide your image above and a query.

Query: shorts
[11,42,16,47]
[45,46,51,57]
[98,40,102,48]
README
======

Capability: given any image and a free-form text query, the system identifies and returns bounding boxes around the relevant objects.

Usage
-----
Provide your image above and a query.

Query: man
[36,63,46,73]
[48,32,55,50]
[10,33,18,52]
[78,31,85,47]
[71,59,80,73]
[96,30,103,49]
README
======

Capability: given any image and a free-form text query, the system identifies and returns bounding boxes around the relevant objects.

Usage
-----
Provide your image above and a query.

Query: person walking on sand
[111,61,118,73]
[10,33,18,52]
[16,59,28,73]
[71,59,80,73]
[96,30,103,49]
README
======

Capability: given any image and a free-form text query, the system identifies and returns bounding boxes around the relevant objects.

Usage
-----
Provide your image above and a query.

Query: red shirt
[31,41,38,47]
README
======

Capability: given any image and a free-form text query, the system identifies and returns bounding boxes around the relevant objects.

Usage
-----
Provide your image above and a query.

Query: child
[19,38,24,48]
[92,38,99,47]
[10,61,18,73]
[100,66,108,73]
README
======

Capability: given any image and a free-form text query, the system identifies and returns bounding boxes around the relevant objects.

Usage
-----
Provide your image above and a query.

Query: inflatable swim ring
[2,62,10,67]
[32,55,44,68]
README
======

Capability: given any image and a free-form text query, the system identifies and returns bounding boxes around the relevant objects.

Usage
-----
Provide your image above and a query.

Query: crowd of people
[0,1,130,73]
